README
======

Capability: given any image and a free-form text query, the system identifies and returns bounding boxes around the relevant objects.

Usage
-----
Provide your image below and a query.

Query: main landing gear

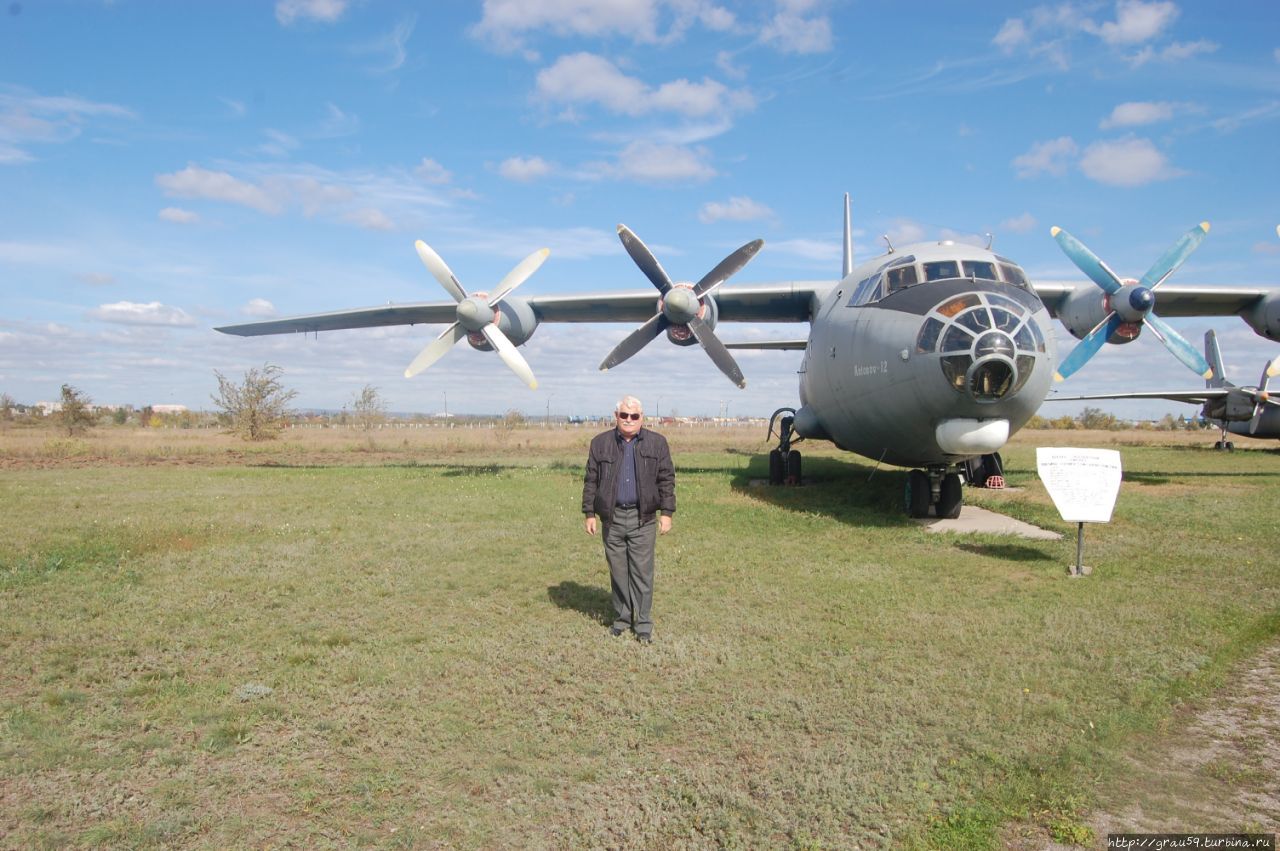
[767,407,803,485]
[1212,423,1235,451]
[904,466,963,519]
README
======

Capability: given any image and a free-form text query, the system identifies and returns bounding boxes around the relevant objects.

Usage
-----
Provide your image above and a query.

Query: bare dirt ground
[1008,641,1280,848]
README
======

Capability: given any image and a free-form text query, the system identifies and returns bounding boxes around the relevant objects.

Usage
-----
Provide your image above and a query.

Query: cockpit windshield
[846,253,1031,307]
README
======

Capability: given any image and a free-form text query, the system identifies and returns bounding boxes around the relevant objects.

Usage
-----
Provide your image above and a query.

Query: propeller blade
[489,248,550,307]
[1054,313,1122,382]
[405,322,467,378]
[415,240,467,303]
[693,239,764,297]
[1143,313,1214,379]
[1139,222,1210,290]
[1051,227,1124,294]
[1251,360,1275,433]
[600,314,668,371]
[687,316,746,388]
[480,324,538,389]
[617,225,673,294]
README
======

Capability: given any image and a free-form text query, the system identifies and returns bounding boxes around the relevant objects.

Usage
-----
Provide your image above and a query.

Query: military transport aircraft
[1049,330,1279,450]
[216,197,1280,518]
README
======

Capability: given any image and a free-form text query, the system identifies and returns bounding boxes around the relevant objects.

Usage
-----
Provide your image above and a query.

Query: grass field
[1,424,1277,848]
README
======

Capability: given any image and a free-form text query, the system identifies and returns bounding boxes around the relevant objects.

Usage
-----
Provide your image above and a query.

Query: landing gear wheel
[768,449,784,485]
[905,470,930,518]
[1214,440,1224,451]
[786,450,802,484]
[937,473,963,519]
[1226,441,1235,452]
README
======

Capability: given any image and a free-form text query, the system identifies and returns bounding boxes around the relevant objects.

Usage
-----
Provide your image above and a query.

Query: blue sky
[3,0,1279,419]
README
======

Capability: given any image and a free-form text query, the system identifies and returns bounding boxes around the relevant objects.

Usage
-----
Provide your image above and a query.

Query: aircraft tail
[842,193,853,279]
[1204,329,1229,388]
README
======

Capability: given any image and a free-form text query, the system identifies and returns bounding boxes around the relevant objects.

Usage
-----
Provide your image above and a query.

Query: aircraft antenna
[881,234,894,253]
[842,193,853,278]
[985,233,993,250]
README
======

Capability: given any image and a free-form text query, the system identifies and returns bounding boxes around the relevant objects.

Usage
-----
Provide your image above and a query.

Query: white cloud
[317,102,359,137]
[472,0,660,50]
[244,299,277,317]
[499,156,553,182]
[1129,38,1218,66]
[1100,101,1175,129]
[1000,212,1038,234]
[698,196,774,223]
[89,301,196,327]
[0,86,135,163]
[608,141,716,182]
[343,208,396,231]
[159,207,200,224]
[1090,0,1178,45]
[259,129,300,158]
[1012,136,1079,178]
[414,157,452,185]
[1079,136,1181,187]
[77,273,116,286]
[884,218,927,246]
[156,164,283,214]
[1211,100,1280,133]
[276,0,348,26]
[535,53,752,119]
[993,18,1029,53]
[760,0,833,54]
[353,15,416,74]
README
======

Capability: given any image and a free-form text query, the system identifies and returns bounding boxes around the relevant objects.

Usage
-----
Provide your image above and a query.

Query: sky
[3,0,1279,420]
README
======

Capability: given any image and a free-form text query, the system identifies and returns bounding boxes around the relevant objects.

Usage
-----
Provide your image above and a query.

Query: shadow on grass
[548,580,612,625]
[954,542,1055,562]
[729,454,915,528]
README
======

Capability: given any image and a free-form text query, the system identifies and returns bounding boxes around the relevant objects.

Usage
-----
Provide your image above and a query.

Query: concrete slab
[916,505,1061,540]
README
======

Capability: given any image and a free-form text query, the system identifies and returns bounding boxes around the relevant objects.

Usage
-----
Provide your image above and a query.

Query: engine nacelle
[1245,290,1280,341]
[664,294,718,347]
[466,295,539,351]
[1057,285,1141,345]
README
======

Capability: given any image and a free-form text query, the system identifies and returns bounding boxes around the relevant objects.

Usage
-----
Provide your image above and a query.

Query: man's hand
[585,516,597,535]
[659,515,672,535]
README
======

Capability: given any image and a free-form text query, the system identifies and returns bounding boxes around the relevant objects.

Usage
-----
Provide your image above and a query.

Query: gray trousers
[603,506,656,635]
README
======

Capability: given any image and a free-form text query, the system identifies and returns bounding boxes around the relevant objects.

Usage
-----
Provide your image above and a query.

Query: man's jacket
[581,427,676,524]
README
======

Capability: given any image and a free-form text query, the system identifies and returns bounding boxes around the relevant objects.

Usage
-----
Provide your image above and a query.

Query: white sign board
[1035,447,1122,523]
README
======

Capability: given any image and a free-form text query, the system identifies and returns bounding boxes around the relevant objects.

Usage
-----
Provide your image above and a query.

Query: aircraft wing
[1046,389,1229,405]
[215,281,828,336]
[1032,281,1273,318]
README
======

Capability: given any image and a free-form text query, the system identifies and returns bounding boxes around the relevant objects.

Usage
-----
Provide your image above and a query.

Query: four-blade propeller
[1247,359,1280,434]
[405,240,548,389]
[1051,222,1214,382]
[600,224,763,388]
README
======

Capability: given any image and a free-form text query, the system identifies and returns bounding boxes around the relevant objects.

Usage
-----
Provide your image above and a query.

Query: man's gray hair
[615,395,643,413]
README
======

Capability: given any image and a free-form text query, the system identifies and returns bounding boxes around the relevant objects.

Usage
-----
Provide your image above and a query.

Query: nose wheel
[767,408,803,485]
[905,466,963,519]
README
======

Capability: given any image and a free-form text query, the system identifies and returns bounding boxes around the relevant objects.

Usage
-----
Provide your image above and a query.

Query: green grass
[1,437,1277,848]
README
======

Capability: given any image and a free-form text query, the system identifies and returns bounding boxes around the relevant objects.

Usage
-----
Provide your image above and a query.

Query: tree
[348,384,387,430]
[1077,406,1119,430]
[57,384,97,436]
[211,364,298,441]
[0,393,14,422]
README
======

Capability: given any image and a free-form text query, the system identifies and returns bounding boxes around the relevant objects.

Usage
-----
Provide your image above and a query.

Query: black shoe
[609,627,625,637]
[637,633,652,645]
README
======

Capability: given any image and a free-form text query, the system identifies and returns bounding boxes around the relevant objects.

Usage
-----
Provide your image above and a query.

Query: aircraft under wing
[1048,388,1229,404]
[215,281,827,337]
[1031,281,1274,318]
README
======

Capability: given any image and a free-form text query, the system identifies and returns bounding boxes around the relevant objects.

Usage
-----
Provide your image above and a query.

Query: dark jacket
[582,427,676,523]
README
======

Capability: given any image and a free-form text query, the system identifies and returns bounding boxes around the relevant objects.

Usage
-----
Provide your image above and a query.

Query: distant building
[150,404,189,414]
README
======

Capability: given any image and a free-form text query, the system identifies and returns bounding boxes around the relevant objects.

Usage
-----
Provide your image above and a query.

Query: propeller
[1247,358,1280,434]
[1051,222,1214,382]
[601,225,763,388]
[405,240,548,389]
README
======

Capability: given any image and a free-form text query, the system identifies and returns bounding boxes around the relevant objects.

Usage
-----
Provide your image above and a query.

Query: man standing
[582,395,675,644]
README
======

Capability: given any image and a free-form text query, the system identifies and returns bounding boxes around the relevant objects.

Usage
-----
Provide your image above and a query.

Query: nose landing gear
[905,466,963,519]
[767,407,803,485]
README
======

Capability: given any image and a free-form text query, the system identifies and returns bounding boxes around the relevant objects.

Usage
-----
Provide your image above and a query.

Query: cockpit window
[846,273,882,307]
[885,264,918,291]
[923,260,960,281]
[962,260,998,281]
[998,262,1028,288]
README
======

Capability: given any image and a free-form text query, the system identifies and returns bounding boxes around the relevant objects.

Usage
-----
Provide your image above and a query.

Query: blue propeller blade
[1054,313,1122,382]
[1051,227,1123,294]
[1143,313,1214,378]
[1139,222,1210,289]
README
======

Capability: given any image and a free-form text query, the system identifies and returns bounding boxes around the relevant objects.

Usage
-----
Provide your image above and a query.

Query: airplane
[1047,329,1280,451]
[216,197,1280,518]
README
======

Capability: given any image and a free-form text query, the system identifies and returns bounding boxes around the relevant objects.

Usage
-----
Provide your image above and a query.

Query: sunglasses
[616,412,642,421]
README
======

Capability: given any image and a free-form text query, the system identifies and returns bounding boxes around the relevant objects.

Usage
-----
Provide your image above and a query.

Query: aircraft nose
[915,292,1047,403]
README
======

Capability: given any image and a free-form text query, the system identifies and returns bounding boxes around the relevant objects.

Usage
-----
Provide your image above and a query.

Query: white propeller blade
[415,240,467,303]
[481,324,538,389]
[405,322,467,378]
[490,248,550,307]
